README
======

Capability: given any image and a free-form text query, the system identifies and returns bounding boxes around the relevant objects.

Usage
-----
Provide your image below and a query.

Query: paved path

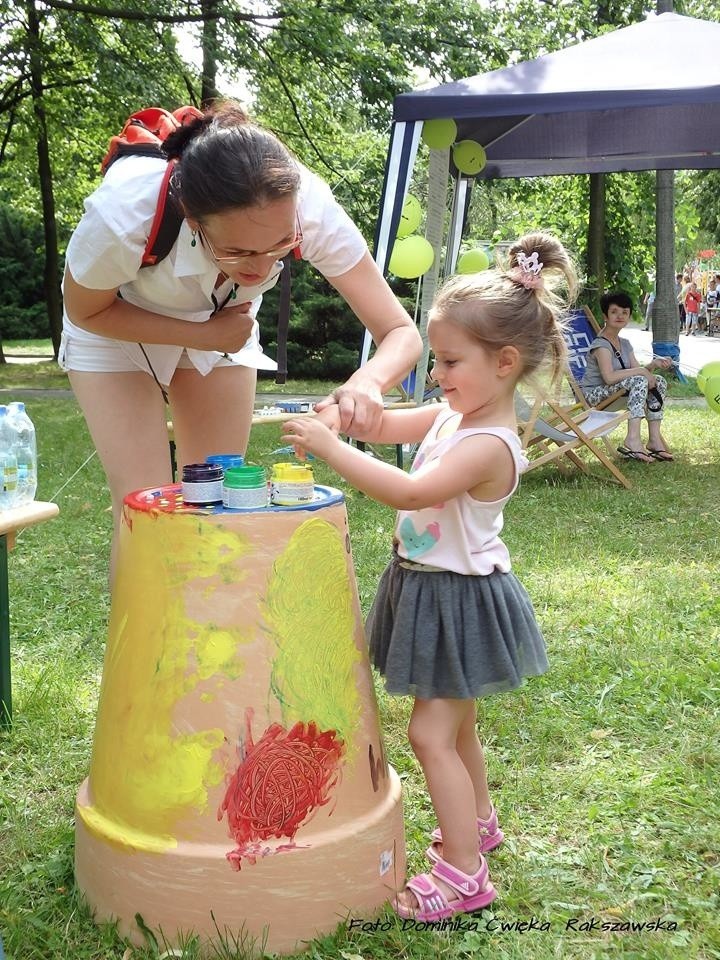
[623,323,720,377]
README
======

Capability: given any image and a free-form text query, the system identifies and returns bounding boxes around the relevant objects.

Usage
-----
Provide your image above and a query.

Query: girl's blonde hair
[430,231,578,382]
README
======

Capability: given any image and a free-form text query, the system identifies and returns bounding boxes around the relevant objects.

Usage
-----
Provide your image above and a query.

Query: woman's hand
[199,301,255,353]
[282,417,340,461]
[314,377,385,436]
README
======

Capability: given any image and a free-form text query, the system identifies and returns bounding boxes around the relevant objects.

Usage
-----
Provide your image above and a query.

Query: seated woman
[581,291,674,463]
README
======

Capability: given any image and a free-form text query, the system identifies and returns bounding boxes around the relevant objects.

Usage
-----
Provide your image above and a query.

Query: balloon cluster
[698,361,720,414]
[421,119,487,176]
[389,194,434,279]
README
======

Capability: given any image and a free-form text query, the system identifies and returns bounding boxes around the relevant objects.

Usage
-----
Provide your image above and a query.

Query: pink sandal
[393,854,497,921]
[426,806,504,864]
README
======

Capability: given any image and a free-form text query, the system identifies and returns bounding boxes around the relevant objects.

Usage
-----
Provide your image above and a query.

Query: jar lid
[224,465,267,488]
[272,462,314,482]
[182,462,224,482]
[206,454,245,469]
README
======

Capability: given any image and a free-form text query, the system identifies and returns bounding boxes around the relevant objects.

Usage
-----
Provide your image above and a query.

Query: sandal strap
[430,807,499,843]
[405,872,449,914]
[431,854,489,897]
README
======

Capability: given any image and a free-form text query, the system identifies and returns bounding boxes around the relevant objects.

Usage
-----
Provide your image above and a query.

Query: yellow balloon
[421,118,457,150]
[453,140,487,176]
[704,375,720,414]
[389,236,435,279]
[457,248,490,274]
[396,195,422,239]
[697,360,720,392]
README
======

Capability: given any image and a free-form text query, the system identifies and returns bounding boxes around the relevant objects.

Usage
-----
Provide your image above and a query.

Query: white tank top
[394,409,527,576]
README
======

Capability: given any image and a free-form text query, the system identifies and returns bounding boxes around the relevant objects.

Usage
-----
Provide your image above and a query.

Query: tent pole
[361,121,421,367]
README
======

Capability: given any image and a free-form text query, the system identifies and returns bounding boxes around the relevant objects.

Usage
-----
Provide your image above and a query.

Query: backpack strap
[140,159,184,268]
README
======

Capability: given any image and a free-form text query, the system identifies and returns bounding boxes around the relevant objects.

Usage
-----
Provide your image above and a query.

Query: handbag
[599,337,664,411]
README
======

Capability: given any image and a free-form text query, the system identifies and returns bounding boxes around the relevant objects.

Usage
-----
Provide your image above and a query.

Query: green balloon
[704,375,720,414]
[457,248,490,274]
[389,235,435,279]
[396,194,422,239]
[697,360,720,392]
[453,140,487,176]
[421,118,457,150]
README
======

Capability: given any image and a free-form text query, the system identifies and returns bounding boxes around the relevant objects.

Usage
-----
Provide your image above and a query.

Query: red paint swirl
[220,715,344,869]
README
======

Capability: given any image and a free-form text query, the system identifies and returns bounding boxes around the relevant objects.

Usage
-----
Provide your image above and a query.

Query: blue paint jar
[206,454,245,473]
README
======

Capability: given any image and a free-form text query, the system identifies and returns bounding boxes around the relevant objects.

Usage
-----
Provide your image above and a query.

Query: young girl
[282,232,576,921]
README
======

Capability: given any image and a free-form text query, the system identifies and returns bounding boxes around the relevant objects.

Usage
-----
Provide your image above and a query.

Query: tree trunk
[653,169,677,342]
[586,173,605,308]
[27,0,63,356]
[201,0,219,106]
[652,0,677,345]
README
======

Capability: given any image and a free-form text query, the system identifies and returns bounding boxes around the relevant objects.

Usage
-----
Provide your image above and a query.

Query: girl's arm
[345,402,449,445]
[63,268,256,354]
[282,417,514,510]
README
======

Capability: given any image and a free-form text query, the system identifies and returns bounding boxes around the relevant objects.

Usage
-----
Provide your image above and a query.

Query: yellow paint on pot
[265,518,361,747]
[77,512,252,850]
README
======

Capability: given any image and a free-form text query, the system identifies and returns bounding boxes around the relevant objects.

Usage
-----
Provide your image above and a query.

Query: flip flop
[617,445,655,464]
[646,448,674,462]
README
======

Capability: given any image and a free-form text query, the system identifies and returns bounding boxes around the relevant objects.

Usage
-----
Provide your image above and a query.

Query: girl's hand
[200,302,255,353]
[314,378,384,436]
[313,403,342,435]
[282,418,339,460]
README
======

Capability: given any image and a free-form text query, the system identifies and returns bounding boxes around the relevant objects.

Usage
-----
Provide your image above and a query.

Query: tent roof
[393,13,720,178]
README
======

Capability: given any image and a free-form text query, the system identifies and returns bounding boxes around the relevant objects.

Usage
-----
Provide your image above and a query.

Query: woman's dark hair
[600,291,633,315]
[163,100,300,221]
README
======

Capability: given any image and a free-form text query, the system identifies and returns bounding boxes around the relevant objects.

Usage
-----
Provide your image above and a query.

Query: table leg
[0,533,11,728]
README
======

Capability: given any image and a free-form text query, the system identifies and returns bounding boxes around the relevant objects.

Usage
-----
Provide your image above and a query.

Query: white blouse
[63,155,367,383]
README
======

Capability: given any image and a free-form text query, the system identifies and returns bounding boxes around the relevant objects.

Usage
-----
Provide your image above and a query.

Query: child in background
[282,232,577,921]
[684,282,702,335]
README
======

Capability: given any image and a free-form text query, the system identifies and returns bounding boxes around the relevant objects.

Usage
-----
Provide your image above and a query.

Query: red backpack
[101,106,203,268]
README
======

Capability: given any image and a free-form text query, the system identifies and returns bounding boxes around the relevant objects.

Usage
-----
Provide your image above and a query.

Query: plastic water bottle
[0,405,19,511]
[7,402,37,505]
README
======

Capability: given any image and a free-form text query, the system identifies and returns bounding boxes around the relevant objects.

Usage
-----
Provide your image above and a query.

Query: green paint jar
[223,465,268,509]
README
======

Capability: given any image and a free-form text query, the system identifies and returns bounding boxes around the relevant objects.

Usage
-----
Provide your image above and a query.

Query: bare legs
[397,698,492,909]
[69,364,257,584]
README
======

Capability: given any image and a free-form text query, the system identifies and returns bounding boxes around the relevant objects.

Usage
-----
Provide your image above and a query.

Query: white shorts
[58,330,238,375]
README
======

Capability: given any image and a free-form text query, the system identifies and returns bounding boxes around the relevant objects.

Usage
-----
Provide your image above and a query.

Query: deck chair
[564,306,628,412]
[516,388,631,489]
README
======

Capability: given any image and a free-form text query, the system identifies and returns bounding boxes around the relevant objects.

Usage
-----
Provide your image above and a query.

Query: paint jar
[270,462,315,506]
[223,465,268,509]
[206,454,245,475]
[181,463,224,506]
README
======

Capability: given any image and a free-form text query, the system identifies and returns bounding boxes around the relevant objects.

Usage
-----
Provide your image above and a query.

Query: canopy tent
[366,12,720,393]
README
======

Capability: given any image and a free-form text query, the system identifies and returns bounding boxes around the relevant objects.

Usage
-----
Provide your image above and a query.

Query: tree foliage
[0,0,718,369]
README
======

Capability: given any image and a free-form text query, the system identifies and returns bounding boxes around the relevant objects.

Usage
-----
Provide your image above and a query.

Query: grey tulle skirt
[366,555,548,700]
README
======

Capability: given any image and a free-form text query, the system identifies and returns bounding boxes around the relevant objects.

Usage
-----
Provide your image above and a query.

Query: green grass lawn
[1,395,719,960]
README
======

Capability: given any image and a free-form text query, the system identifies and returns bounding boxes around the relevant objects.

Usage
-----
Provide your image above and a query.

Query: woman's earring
[190,230,197,248]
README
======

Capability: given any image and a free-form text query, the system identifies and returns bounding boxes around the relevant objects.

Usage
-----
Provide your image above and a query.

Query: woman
[581,291,674,463]
[62,101,421,577]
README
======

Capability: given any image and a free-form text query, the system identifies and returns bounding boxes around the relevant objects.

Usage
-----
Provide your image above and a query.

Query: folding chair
[563,307,627,412]
[516,390,631,489]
